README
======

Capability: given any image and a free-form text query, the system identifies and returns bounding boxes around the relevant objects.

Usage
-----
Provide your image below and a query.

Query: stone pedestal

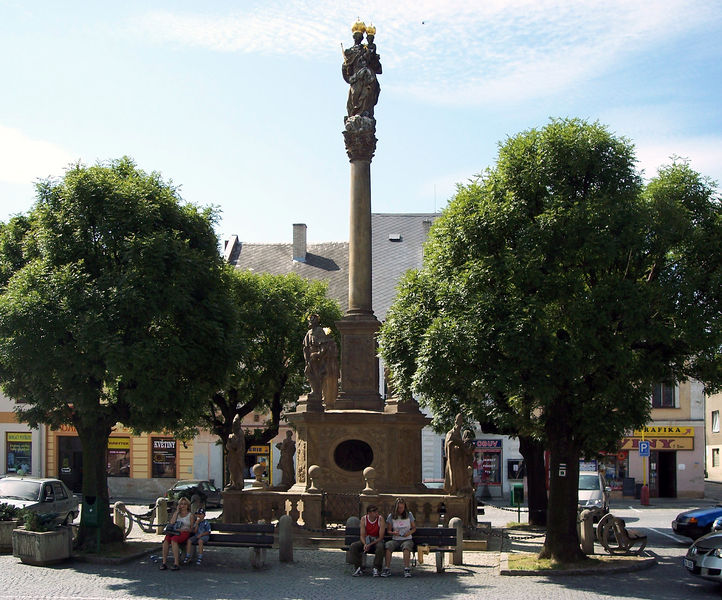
[334,316,383,411]
[286,409,430,494]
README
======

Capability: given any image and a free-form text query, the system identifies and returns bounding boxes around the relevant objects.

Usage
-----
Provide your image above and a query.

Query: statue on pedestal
[342,20,381,120]
[303,314,339,408]
[444,413,473,494]
[226,414,246,490]
[276,430,297,489]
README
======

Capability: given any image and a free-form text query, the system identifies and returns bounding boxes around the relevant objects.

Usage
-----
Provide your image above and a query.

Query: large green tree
[379,119,722,562]
[0,158,238,547]
[201,270,341,477]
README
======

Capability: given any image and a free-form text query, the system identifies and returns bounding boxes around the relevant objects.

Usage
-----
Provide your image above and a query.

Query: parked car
[673,505,722,540]
[0,476,79,525]
[577,471,610,518]
[166,480,223,509]
[683,529,722,582]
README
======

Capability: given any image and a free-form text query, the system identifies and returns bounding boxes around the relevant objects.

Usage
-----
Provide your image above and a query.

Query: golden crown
[366,24,376,36]
[351,19,366,34]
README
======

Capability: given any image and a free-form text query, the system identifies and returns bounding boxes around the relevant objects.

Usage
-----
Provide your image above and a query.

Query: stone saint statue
[225,414,245,490]
[275,430,296,489]
[444,413,473,494]
[342,21,381,119]
[303,314,339,407]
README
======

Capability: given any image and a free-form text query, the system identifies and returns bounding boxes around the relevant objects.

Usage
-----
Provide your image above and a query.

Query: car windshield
[173,483,199,491]
[0,480,41,501]
[579,474,600,491]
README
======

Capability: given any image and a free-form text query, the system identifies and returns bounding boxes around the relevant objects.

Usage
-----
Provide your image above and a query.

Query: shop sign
[108,437,130,450]
[473,439,502,449]
[620,437,693,451]
[632,426,694,437]
[7,432,31,442]
[247,445,270,455]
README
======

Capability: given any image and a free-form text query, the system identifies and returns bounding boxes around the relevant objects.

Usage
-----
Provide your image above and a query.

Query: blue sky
[1,1,721,244]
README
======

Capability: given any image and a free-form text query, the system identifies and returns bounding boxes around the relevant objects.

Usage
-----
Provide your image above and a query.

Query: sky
[1,0,721,244]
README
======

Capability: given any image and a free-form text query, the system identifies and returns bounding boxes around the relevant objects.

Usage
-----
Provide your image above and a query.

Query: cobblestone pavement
[2,498,721,600]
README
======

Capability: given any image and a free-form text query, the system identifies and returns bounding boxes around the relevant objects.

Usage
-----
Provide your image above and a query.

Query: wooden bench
[190,522,275,568]
[343,526,459,573]
[596,515,647,555]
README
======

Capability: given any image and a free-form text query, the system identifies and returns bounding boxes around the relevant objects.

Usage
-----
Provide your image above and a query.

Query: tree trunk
[75,420,123,548]
[539,400,586,562]
[518,436,547,526]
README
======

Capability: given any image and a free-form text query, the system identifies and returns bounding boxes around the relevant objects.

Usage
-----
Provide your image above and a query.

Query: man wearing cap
[349,505,386,576]
[185,507,212,565]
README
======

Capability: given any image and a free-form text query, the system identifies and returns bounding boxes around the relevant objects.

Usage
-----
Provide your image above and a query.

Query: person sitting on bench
[349,504,386,577]
[385,498,416,578]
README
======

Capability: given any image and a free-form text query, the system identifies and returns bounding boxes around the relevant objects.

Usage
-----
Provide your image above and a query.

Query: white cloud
[0,125,74,185]
[130,0,720,106]
[635,136,722,185]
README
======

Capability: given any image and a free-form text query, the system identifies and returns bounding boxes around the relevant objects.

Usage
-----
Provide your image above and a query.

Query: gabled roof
[372,213,438,320]
[227,239,349,313]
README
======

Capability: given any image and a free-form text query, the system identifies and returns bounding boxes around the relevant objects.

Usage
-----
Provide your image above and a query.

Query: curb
[72,545,161,565]
[499,552,657,576]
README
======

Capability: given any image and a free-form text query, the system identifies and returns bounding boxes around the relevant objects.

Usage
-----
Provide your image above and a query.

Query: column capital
[343,116,377,162]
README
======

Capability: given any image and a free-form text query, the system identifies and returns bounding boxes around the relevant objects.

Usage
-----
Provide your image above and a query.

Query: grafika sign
[631,426,693,437]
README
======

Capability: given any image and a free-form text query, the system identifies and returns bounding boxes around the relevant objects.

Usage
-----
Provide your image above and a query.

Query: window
[714,411,720,434]
[151,438,177,478]
[713,448,720,468]
[652,383,676,408]
[6,432,32,475]
[52,482,67,500]
[107,437,131,477]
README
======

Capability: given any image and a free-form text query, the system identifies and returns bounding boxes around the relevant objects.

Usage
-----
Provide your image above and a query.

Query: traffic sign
[639,440,651,457]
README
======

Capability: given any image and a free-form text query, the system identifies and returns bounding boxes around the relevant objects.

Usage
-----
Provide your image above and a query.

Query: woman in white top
[384,497,416,577]
[161,497,195,570]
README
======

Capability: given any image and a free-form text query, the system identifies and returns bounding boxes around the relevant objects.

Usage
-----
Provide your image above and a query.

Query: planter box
[0,520,22,553]
[12,526,72,565]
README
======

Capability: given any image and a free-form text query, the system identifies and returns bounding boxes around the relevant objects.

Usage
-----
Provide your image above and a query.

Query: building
[705,390,722,482]
[1,392,44,477]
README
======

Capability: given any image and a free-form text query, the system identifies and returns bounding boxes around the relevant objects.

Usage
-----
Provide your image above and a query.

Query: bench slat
[207,533,274,545]
[211,523,274,533]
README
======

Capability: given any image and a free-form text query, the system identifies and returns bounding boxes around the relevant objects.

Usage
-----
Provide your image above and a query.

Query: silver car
[684,530,722,582]
[0,476,79,525]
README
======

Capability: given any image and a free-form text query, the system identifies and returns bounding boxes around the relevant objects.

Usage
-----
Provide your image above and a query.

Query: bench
[190,522,275,568]
[596,515,647,555]
[343,526,459,573]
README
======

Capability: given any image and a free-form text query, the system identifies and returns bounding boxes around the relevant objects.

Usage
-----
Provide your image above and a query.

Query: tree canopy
[201,269,341,467]
[379,118,722,561]
[0,157,238,545]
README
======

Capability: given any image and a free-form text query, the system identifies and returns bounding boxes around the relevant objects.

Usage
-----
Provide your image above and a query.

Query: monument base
[286,408,430,494]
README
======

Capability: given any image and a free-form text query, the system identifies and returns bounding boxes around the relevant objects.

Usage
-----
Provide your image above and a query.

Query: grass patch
[507,552,640,571]
[75,541,159,559]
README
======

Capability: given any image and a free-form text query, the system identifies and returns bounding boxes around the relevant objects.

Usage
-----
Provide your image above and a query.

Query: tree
[0,158,238,547]
[200,269,341,480]
[379,118,722,562]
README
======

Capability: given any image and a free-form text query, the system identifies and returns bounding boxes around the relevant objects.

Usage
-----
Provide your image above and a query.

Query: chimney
[292,223,307,262]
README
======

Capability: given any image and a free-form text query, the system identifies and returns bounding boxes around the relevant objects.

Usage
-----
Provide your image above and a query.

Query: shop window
[713,411,720,434]
[107,437,131,477]
[6,432,32,475]
[652,383,677,408]
[713,448,720,468]
[151,438,177,478]
[472,440,502,487]
[507,459,525,480]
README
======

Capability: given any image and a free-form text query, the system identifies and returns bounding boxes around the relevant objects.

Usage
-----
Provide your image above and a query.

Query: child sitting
[185,507,212,565]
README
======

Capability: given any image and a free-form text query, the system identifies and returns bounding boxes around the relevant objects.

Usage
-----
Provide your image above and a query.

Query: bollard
[578,509,594,555]
[278,514,294,563]
[449,517,463,566]
[345,516,360,564]
[155,497,168,535]
[113,502,126,532]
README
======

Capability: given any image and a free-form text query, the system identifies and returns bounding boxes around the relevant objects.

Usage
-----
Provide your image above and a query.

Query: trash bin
[622,477,635,497]
[82,496,100,527]
[634,483,643,500]
[510,483,524,506]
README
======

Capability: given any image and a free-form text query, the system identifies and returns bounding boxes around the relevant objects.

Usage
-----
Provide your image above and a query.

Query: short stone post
[278,514,294,563]
[449,516,463,566]
[113,501,126,532]
[155,497,168,535]
[578,509,595,555]
[346,516,360,564]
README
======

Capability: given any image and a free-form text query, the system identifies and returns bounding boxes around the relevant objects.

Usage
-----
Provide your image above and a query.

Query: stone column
[337,115,383,411]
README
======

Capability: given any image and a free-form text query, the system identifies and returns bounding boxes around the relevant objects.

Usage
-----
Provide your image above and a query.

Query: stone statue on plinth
[444,413,473,494]
[342,20,381,120]
[226,414,246,490]
[276,430,296,489]
[302,314,339,408]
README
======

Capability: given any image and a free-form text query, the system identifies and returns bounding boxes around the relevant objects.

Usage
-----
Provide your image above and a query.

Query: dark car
[166,480,222,509]
[673,505,722,540]
[0,476,79,525]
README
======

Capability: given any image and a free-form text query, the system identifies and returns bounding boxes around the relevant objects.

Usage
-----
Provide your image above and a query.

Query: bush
[0,502,21,521]
[21,510,59,532]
